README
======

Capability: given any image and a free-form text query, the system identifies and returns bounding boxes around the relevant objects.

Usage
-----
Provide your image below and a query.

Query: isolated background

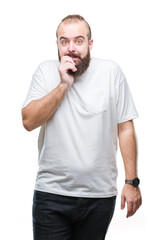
[0,0,163,239]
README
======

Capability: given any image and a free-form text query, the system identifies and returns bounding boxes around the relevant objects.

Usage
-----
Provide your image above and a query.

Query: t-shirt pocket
[83,89,108,114]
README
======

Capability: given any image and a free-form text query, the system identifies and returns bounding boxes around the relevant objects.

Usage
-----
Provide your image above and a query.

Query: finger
[137,199,142,209]
[136,198,142,211]
[139,196,142,206]
[65,63,77,72]
[132,202,138,216]
[127,202,133,218]
[64,62,77,70]
[61,56,75,65]
[121,194,125,210]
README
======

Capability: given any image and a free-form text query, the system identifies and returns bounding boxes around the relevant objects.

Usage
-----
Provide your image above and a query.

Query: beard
[58,49,91,78]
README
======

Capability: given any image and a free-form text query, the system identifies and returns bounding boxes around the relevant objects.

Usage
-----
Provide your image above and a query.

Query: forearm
[22,83,69,131]
[118,121,138,179]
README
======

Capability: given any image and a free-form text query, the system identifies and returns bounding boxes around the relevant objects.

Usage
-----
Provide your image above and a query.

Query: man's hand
[121,184,142,218]
[58,56,77,88]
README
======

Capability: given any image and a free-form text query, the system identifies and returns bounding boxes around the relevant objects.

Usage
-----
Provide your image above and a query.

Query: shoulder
[93,57,125,74]
[92,58,123,73]
[93,57,119,67]
[33,60,59,78]
[92,58,126,88]
[38,60,59,70]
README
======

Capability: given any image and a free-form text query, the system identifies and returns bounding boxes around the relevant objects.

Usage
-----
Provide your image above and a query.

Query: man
[22,14,142,240]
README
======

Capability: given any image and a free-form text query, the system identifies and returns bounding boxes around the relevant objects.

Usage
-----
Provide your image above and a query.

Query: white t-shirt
[22,58,138,198]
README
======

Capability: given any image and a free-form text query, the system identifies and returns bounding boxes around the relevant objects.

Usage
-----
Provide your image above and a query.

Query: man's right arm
[22,83,69,131]
[22,56,77,131]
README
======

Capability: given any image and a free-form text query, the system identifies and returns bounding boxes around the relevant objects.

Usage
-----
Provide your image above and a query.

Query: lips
[66,53,81,59]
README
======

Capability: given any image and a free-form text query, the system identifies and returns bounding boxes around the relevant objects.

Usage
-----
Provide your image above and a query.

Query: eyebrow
[59,36,85,41]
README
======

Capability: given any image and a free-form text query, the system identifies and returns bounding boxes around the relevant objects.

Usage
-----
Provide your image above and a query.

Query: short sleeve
[22,62,49,109]
[116,78,138,124]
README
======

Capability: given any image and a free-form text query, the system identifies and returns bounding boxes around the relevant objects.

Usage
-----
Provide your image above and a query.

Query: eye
[75,39,83,45]
[60,40,69,46]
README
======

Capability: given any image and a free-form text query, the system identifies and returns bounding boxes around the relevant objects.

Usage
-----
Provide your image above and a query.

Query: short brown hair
[56,14,92,40]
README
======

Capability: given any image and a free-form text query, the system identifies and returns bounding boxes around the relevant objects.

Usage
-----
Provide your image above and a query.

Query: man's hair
[56,14,92,40]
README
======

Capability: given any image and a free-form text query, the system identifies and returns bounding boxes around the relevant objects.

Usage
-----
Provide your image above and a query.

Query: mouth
[66,53,81,60]
[69,55,77,58]
[71,56,79,60]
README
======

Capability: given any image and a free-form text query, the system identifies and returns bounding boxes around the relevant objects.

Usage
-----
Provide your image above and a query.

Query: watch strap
[125,179,134,184]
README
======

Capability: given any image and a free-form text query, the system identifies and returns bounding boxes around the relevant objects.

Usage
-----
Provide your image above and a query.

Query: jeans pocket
[33,190,53,226]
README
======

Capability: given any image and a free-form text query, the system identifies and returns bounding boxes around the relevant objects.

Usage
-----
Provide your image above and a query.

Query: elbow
[22,119,34,131]
[22,108,34,131]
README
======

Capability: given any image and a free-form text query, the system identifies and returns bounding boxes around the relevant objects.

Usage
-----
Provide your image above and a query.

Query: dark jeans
[32,190,116,240]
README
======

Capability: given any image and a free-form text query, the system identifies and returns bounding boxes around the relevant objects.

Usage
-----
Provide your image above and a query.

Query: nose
[68,40,75,52]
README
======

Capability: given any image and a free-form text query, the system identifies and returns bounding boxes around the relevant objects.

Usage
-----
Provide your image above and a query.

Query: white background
[0,0,163,239]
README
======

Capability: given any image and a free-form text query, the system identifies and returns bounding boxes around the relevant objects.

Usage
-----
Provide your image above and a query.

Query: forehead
[57,20,89,39]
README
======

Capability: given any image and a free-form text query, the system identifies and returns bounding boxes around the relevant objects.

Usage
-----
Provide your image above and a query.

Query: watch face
[133,178,140,187]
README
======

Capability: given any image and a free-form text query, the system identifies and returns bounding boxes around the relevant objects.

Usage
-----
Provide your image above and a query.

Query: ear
[56,40,58,47]
[89,39,93,51]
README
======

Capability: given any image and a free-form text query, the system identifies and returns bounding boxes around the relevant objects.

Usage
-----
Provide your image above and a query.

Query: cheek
[79,47,88,58]
[58,46,67,57]
[74,46,84,56]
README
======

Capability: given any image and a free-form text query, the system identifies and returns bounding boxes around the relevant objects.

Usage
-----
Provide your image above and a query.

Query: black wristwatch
[125,177,140,187]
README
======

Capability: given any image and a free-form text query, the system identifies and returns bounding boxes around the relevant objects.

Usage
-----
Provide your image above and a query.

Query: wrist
[59,82,70,91]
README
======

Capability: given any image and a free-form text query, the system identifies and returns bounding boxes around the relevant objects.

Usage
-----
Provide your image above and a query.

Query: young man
[22,15,142,240]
